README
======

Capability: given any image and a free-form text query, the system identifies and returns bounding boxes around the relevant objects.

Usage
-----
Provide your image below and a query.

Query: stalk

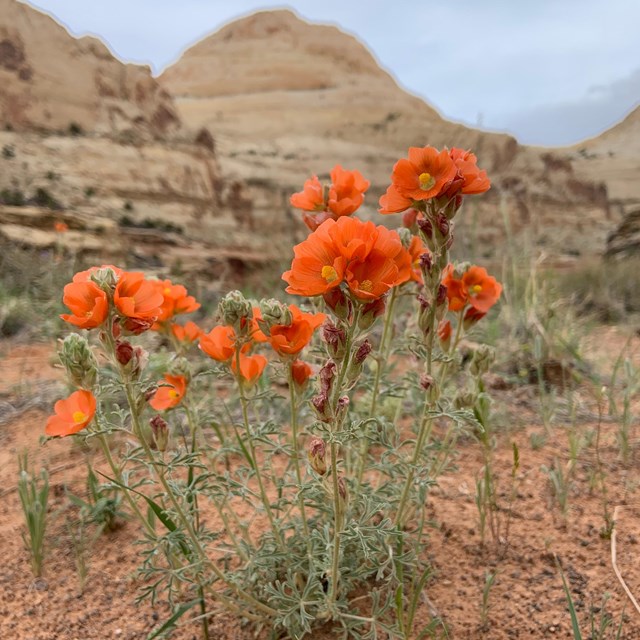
[288,365,310,540]
[235,351,285,550]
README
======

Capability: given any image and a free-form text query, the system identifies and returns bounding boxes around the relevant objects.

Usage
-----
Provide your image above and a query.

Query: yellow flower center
[470,284,482,295]
[419,172,436,191]
[164,287,172,295]
[72,410,87,424]
[168,389,179,399]
[360,280,374,293]
[321,265,339,283]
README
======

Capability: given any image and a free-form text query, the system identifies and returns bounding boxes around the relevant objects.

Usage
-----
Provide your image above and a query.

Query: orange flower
[442,264,502,313]
[379,146,458,214]
[155,280,200,323]
[461,266,502,313]
[45,389,96,437]
[171,321,202,343]
[327,165,370,217]
[283,216,412,301]
[283,219,347,297]
[408,235,429,284]
[114,272,164,321]
[442,265,468,311]
[61,281,109,329]
[291,360,313,389]
[344,225,412,301]
[449,148,491,195]
[438,319,452,349]
[231,353,267,385]
[199,325,236,362]
[54,221,68,233]
[268,305,326,356]
[290,175,325,212]
[149,374,187,411]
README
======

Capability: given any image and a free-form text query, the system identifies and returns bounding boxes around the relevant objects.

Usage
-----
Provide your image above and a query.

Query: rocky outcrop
[0,0,284,278]
[159,9,618,261]
[605,208,640,260]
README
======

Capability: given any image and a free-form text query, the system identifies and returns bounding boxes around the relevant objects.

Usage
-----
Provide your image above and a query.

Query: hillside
[160,9,624,261]
[0,0,282,276]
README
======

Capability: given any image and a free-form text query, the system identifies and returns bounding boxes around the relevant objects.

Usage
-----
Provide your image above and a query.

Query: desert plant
[17,453,50,578]
[43,145,499,639]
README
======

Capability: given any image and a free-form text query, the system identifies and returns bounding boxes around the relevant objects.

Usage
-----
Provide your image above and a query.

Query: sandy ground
[1,330,640,639]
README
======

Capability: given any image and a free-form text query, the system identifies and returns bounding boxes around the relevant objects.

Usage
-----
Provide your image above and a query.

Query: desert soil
[1,327,640,639]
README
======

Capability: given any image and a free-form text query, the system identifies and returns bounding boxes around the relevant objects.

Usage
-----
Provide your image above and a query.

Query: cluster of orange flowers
[47,144,502,440]
[283,216,414,302]
[290,165,370,231]
[379,146,490,214]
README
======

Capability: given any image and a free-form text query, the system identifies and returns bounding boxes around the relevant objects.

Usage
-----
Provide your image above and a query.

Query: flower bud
[336,395,350,423]
[308,437,327,475]
[454,390,476,410]
[291,360,313,392]
[322,322,347,360]
[312,392,332,422]
[402,209,419,230]
[463,307,486,330]
[435,284,448,321]
[358,296,386,331]
[58,333,98,390]
[420,373,439,403]
[470,345,495,377]
[323,288,352,321]
[417,294,432,336]
[115,340,134,366]
[347,339,372,382]
[217,290,253,333]
[319,360,337,395]
[337,476,348,506]
[435,213,450,240]
[438,320,452,351]
[89,267,118,292]
[123,316,154,335]
[149,415,169,452]
[397,227,413,250]
[258,298,292,332]
[169,356,191,383]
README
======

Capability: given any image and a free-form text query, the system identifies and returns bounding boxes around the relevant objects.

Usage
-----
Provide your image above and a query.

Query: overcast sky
[23,0,640,146]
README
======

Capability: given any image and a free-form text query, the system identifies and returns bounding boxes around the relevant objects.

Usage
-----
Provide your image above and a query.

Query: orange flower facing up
[290,165,370,230]
[449,148,491,195]
[231,353,267,386]
[171,321,202,344]
[155,280,200,324]
[46,389,96,437]
[379,146,458,214]
[282,220,347,297]
[114,272,164,322]
[442,264,502,314]
[283,216,412,301]
[54,220,68,233]
[61,280,109,329]
[149,374,187,411]
[268,305,326,356]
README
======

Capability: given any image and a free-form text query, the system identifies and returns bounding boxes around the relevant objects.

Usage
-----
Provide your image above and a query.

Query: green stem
[288,365,310,541]
[122,379,276,618]
[235,355,285,550]
[356,287,399,488]
[96,432,156,538]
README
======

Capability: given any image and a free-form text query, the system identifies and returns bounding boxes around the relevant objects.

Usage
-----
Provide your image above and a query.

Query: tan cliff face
[0,3,634,273]
[160,9,627,262]
[0,0,286,276]
[0,0,180,138]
